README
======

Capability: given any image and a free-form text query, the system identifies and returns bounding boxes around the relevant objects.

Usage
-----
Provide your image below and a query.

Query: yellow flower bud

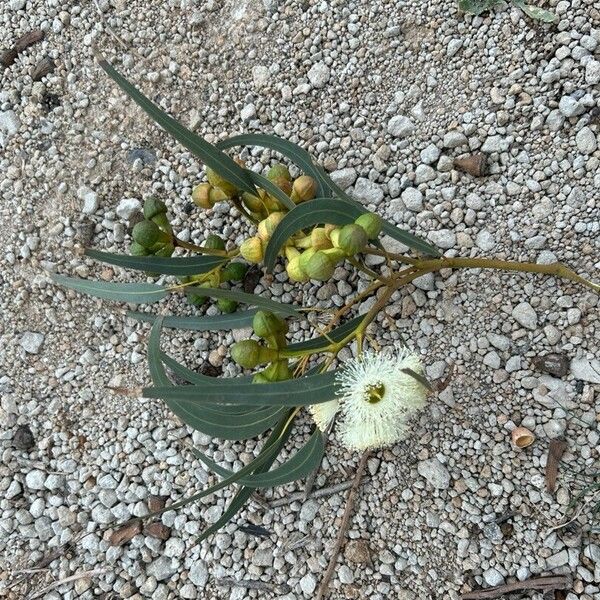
[355,212,383,239]
[290,175,317,203]
[239,236,264,263]
[304,250,335,281]
[338,223,368,256]
[267,163,291,182]
[298,247,317,272]
[311,227,333,250]
[257,212,285,242]
[206,167,238,197]
[286,255,309,282]
[242,192,265,213]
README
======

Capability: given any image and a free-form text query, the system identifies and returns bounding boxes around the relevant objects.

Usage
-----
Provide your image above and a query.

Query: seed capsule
[231,340,278,369]
[253,311,288,338]
[217,298,238,313]
[286,255,309,282]
[257,212,285,242]
[511,426,535,449]
[239,236,264,264]
[143,197,167,220]
[311,227,333,250]
[132,220,163,249]
[220,262,248,282]
[206,167,238,197]
[304,250,335,281]
[204,234,226,251]
[290,175,317,203]
[338,223,368,255]
[267,163,291,182]
[355,212,383,240]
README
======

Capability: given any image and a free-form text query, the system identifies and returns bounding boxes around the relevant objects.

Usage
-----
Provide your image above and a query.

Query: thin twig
[28,569,108,600]
[216,577,290,594]
[460,574,572,599]
[546,490,600,534]
[315,451,371,600]
[269,477,371,508]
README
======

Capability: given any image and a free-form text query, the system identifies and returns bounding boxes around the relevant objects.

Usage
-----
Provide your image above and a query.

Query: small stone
[78,186,99,214]
[417,458,451,489]
[532,354,570,377]
[0,110,20,140]
[401,187,423,212]
[414,164,436,184]
[397,590,417,600]
[338,565,354,584]
[483,568,504,586]
[570,358,600,384]
[299,499,319,522]
[240,104,256,121]
[20,331,44,354]
[483,351,501,369]
[575,127,597,155]
[585,59,600,85]
[145,522,171,540]
[252,547,273,567]
[345,539,371,564]
[307,62,330,88]
[252,65,269,89]
[189,560,208,587]
[558,95,584,118]
[147,556,178,581]
[126,148,156,166]
[352,178,384,205]
[25,470,46,490]
[147,495,167,512]
[481,135,510,153]
[446,39,462,57]
[443,131,467,148]
[420,144,440,164]
[512,302,538,330]
[13,424,35,450]
[475,230,496,252]
[546,549,569,569]
[116,198,141,220]
[428,229,456,249]
[387,115,415,138]
[299,573,317,595]
[330,167,357,190]
[483,522,503,543]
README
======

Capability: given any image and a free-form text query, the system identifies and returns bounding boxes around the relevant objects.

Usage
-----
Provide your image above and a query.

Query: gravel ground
[1,0,599,598]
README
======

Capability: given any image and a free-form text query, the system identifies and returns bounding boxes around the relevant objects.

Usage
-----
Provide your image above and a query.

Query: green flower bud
[267,163,291,182]
[204,234,226,251]
[269,176,293,196]
[338,223,368,256]
[322,247,346,262]
[253,311,288,339]
[287,255,309,282]
[304,250,335,281]
[290,175,317,203]
[206,167,238,197]
[217,298,238,313]
[132,220,167,249]
[298,247,317,272]
[355,212,383,239]
[192,183,228,209]
[151,212,172,234]
[242,192,265,213]
[257,212,285,242]
[239,236,264,264]
[231,340,278,369]
[310,227,333,250]
[220,262,248,282]
[143,197,167,220]
[130,241,150,256]
[329,227,341,248]
[263,360,292,381]
[252,372,270,384]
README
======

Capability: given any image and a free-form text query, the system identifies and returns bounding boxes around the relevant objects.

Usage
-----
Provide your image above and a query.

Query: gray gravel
[1,0,599,599]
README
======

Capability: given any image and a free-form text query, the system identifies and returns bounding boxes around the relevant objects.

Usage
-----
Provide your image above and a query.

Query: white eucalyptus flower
[308,399,339,432]
[335,345,428,451]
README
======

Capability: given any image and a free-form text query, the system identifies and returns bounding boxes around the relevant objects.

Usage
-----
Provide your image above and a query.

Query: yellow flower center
[365,383,385,404]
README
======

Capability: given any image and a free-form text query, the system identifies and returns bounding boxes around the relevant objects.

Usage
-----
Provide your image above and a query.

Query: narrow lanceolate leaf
[147,318,284,438]
[264,198,366,271]
[193,429,325,488]
[287,315,364,352]
[216,133,329,197]
[53,274,168,304]
[128,309,258,332]
[314,165,441,257]
[196,410,296,543]
[511,0,556,22]
[248,172,296,211]
[85,249,226,276]
[98,57,256,196]
[161,352,254,386]
[183,286,301,317]
[144,370,340,407]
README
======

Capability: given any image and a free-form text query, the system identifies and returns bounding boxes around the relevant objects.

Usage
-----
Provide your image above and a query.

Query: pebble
[353,178,384,205]
[78,186,100,214]
[330,167,357,189]
[570,358,600,384]
[116,198,142,220]
[25,470,46,490]
[417,458,451,490]
[428,229,456,249]
[401,187,423,212]
[512,302,538,330]
[189,560,208,587]
[387,115,415,138]
[575,127,597,154]
[19,331,45,354]
[307,62,330,88]
[299,573,317,595]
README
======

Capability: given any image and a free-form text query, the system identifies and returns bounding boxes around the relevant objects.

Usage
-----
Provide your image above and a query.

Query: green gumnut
[151,212,172,234]
[253,310,288,339]
[143,197,167,220]
[132,220,162,249]
[154,243,175,258]
[220,262,248,282]
[187,280,211,306]
[217,298,238,313]
[355,212,383,240]
[130,241,150,256]
[204,234,226,251]
[267,163,291,182]
[231,340,261,369]
[338,223,368,256]
[304,250,335,281]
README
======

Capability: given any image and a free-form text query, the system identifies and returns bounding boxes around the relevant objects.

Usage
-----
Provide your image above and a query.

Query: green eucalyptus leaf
[193,429,325,488]
[53,274,168,304]
[98,57,256,196]
[216,133,329,197]
[144,370,340,407]
[161,352,254,386]
[458,0,502,14]
[128,309,258,332]
[511,0,556,22]
[287,315,364,351]
[85,249,226,276]
[183,286,300,317]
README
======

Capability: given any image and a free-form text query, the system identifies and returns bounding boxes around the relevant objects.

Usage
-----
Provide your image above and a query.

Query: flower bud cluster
[130,198,174,258]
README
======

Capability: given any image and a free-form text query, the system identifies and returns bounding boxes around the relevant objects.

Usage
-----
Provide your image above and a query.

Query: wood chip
[32,56,56,81]
[546,438,568,493]
[1,30,45,67]
[461,574,572,599]
[108,521,141,546]
[145,522,171,540]
[453,153,487,177]
[147,494,167,512]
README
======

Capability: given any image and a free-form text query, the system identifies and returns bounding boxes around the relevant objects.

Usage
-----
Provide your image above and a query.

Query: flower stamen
[365,383,385,404]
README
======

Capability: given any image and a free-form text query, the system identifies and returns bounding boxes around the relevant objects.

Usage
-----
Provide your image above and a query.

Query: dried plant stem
[28,569,108,599]
[315,450,371,600]
[269,477,371,508]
